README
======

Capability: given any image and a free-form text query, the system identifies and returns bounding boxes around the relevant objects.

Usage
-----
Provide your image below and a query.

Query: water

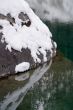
[16,52,73,110]
[0,52,73,110]
[0,22,73,110]
[0,61,52,110]
[45,22,73,61]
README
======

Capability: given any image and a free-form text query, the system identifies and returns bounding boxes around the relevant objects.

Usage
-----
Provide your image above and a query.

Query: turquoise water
[45,22,73,61]
[0,22,73,110]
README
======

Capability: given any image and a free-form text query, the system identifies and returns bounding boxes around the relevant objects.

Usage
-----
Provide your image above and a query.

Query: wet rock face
[0,11,56,78]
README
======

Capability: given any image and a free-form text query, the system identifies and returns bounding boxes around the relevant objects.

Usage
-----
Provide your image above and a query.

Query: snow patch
[0,0,55,64]
[15,62,30,73]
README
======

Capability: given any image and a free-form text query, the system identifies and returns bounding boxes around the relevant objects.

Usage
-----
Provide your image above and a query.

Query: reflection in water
[0,60,52,110]
[0,53,73,110]
[17,53,73,110]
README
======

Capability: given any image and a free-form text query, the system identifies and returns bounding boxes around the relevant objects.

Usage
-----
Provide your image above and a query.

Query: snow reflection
[0,60,52,110]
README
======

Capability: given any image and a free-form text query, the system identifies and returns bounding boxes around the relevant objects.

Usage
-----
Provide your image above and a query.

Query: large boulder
[0,0,56,78]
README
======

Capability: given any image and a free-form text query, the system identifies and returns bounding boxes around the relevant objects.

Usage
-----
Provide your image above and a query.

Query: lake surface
[0,22,73,110]
[45,22,73,61]
[17,52,73,110]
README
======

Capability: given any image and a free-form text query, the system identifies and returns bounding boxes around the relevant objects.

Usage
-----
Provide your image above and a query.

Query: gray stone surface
[0,12,56,78]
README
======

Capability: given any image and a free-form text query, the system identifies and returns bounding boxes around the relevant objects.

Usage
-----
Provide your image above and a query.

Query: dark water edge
[45,21,73,61]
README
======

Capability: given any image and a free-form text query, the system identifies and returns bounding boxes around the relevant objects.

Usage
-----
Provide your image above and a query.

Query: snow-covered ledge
[0,0,56,77]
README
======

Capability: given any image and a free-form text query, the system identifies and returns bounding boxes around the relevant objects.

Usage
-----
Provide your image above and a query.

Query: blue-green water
[0,23,73,110]
[45,22,73,61]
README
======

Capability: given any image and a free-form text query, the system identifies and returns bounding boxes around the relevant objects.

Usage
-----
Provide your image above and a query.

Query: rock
[0,0,56,78]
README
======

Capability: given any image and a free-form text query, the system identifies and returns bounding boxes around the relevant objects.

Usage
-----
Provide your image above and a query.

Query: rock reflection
[0,53,73,110]
[0,60,52,110]
[23,55,73,110]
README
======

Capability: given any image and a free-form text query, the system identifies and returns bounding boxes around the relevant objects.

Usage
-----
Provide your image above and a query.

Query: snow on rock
[15,62,30,73]
[0,0,56,77]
